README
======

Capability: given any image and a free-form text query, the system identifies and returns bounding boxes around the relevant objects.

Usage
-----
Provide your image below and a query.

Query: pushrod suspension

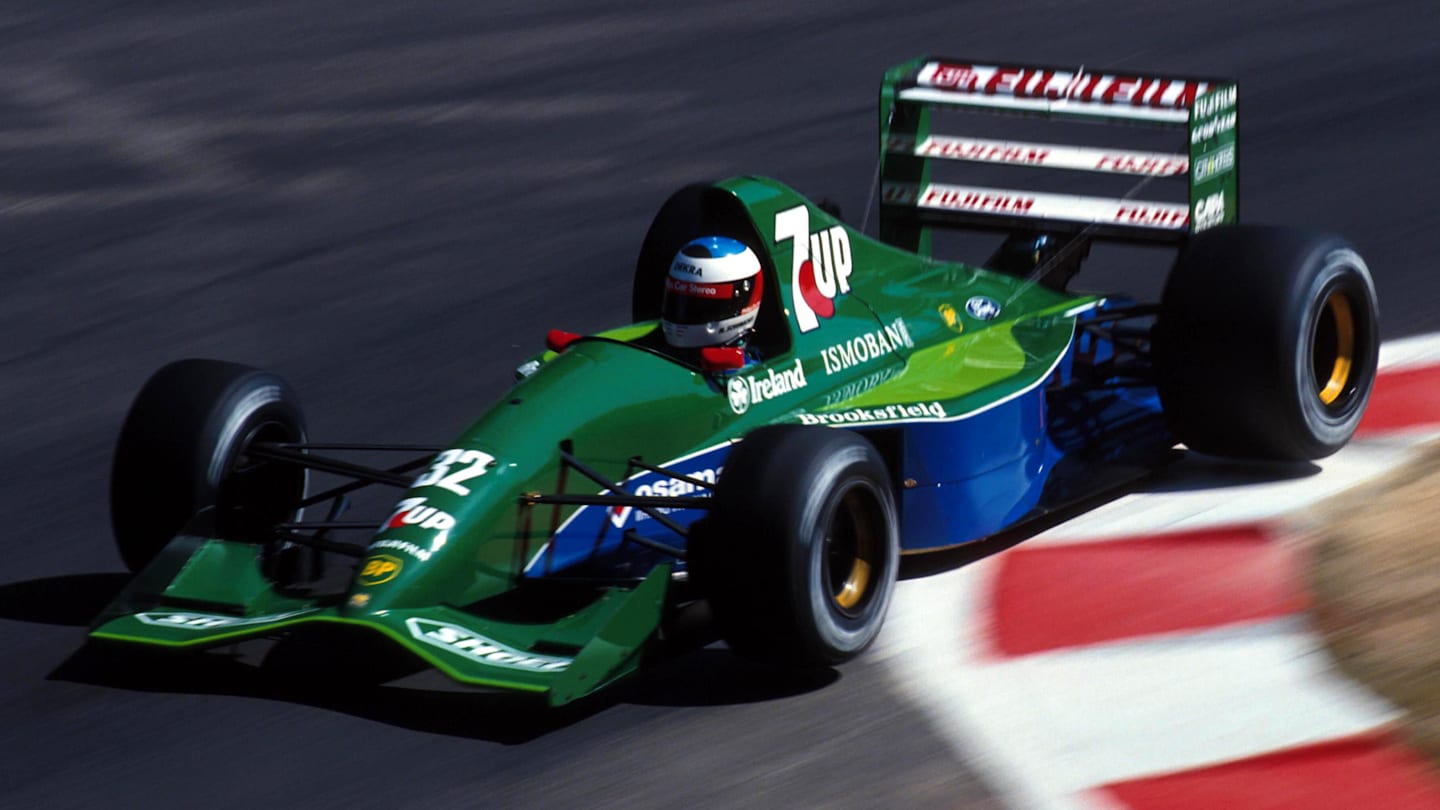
[556,449,697,538]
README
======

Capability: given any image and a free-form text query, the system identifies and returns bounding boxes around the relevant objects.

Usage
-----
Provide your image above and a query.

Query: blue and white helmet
[661,237,764,348]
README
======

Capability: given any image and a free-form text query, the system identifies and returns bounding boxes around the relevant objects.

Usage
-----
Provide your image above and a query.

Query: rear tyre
[110,359,308,572]
[1153,226,1379,461]
[690,426,899,667]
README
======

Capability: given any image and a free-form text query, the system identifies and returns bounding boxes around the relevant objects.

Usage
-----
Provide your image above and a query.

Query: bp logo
[727,376,751,414]
[965,296,1001,321]
[358,555,403,586]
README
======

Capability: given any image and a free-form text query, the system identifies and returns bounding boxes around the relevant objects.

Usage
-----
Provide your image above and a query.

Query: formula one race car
[92,57,1378,706]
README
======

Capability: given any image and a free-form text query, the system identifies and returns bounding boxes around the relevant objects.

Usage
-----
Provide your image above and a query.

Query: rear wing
[878,57,1238,257]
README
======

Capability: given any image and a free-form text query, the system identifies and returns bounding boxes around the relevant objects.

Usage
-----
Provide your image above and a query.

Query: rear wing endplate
[878,57,1238,257]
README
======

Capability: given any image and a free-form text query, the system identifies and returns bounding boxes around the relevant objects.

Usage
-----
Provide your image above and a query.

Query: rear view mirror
[546,330,581,353]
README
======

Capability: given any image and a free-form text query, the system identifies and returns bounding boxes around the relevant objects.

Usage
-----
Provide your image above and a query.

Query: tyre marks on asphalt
[0,59,692,216]
[0,66,250,202]
[881,333,1440,809]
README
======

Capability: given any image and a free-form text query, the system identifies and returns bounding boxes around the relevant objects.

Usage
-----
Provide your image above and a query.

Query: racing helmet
[661,236,764,348]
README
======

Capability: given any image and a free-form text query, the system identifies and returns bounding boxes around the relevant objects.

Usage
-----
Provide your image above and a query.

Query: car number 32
[413,449,495,496]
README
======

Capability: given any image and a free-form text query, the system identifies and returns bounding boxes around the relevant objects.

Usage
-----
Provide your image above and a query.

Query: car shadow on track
[5,570,838,741]
[47,639,595,743]
[44,634,840,741]
[1140,452,1320,493]
[620,647,840,708]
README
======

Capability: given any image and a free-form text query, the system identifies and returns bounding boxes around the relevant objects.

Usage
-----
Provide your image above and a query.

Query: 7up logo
[776,205,853,333]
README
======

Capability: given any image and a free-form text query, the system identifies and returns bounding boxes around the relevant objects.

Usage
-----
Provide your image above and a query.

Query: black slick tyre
[690,425,899,667]
[110,359,307,572]
[1153,226,1379,461]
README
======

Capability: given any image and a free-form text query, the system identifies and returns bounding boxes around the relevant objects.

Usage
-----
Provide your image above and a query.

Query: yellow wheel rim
[1316,292,1355,406]
[830,489,879,613]
[834,550,872,610]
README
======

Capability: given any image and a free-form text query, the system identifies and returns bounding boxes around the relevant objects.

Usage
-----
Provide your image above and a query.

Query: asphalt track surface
[1,1,1435,807]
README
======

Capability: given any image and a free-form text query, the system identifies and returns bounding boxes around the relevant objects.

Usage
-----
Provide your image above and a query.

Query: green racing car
[91,57,1379,707]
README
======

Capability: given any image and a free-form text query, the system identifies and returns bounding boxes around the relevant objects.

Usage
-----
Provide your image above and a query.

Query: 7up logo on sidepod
[776,205,853,333]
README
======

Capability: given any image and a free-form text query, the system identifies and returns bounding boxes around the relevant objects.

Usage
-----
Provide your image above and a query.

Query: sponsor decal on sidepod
[728,357,808,415]
[822,365,907,407]
[609,466,723,528]
[819,317,914,375]
[798,402,946,426]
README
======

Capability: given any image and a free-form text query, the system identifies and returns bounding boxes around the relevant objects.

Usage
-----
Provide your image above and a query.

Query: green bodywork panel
[93,537,669,705]
[93,175,1089,704]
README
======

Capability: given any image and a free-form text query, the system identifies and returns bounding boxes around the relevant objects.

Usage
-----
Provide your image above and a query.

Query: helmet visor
[662,275,759,325]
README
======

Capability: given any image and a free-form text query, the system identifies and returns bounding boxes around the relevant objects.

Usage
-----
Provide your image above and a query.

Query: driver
[660,236,764,351]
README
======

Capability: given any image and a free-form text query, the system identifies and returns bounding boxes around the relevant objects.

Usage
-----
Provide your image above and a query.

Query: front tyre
[110,359,307,572]
[1154,226,1379,461]
[690,426,899,667]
